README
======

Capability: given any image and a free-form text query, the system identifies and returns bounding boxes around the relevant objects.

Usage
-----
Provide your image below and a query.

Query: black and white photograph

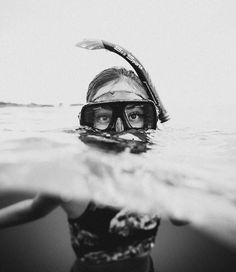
[0,1,236,271]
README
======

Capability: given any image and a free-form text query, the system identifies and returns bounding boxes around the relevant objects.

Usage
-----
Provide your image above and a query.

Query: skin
[0,78,187,272]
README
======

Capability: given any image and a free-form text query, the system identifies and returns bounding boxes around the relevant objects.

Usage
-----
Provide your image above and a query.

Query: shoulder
[31,194,63,212]
[60,198,91,219]
[35,193,62,204]
[169,217,189,226]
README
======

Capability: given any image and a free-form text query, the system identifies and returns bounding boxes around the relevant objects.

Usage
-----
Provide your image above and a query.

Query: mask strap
[93,90,146,102]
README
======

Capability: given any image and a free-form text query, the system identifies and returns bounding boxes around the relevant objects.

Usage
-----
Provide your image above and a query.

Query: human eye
[125,106,144,128]
[96,114,111,123]
[93,107,112,130]
[128,112,143,121]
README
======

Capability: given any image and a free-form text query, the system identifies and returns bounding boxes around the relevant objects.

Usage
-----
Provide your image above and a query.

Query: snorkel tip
[76,39,105,50]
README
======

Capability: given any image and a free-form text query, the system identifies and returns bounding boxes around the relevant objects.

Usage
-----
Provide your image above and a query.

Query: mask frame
[79,100,158,131]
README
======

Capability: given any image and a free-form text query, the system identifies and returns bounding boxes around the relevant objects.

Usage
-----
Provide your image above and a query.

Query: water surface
[0,103,236,250]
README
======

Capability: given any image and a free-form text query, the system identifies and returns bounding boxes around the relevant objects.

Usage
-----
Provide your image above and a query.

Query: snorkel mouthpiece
[76,39,169,123]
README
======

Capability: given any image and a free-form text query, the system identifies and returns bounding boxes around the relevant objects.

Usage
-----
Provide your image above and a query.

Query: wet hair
[87,67,146,102]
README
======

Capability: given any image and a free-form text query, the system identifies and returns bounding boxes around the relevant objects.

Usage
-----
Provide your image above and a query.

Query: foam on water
[0,105,236,249]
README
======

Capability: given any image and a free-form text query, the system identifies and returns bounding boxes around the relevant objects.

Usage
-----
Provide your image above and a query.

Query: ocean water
[0,103,236,255]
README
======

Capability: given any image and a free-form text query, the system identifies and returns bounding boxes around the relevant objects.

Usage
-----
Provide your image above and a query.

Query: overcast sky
[0,0,235,110]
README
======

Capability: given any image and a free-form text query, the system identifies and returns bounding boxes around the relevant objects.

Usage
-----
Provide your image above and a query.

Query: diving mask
[79,100,158,131]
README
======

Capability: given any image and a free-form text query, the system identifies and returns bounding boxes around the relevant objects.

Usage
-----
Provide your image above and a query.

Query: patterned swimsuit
[68,202,160,264]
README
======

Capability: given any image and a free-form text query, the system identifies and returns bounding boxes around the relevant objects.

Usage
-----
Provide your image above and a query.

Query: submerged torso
[65,201,160,265]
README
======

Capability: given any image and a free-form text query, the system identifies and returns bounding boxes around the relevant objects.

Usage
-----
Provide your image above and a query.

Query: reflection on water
[78,127,153,153]
[0,105,236,251]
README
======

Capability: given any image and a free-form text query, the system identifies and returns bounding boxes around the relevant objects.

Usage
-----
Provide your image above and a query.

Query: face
[92,79,148,132]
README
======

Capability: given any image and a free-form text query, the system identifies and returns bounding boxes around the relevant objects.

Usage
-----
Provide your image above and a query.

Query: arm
[0,193,61,229]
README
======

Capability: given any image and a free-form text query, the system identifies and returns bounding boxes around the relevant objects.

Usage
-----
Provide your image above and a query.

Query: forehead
[92,79,148,102]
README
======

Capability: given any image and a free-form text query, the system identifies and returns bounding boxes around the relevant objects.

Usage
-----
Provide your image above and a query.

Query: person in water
[0,41,186,272]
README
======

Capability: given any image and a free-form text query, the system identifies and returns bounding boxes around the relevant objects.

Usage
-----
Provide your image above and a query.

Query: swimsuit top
[68,202,160,264]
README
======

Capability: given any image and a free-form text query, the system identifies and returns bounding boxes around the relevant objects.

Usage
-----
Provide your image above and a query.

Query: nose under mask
[115,117,124,132]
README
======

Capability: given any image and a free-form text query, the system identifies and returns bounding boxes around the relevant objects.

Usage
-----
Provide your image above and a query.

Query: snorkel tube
[76,39,169,123]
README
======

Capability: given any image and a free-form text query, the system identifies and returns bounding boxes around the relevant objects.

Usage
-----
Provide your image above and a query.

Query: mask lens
[80,101,157,130]
[124,104,145,128]
[93,106,112,130]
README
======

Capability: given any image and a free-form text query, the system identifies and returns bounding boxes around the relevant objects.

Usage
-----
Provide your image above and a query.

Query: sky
[0,0,235,110]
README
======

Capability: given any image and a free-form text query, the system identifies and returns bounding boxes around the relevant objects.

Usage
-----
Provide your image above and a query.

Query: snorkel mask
[77,39,169,131]
[80,100,158,131]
